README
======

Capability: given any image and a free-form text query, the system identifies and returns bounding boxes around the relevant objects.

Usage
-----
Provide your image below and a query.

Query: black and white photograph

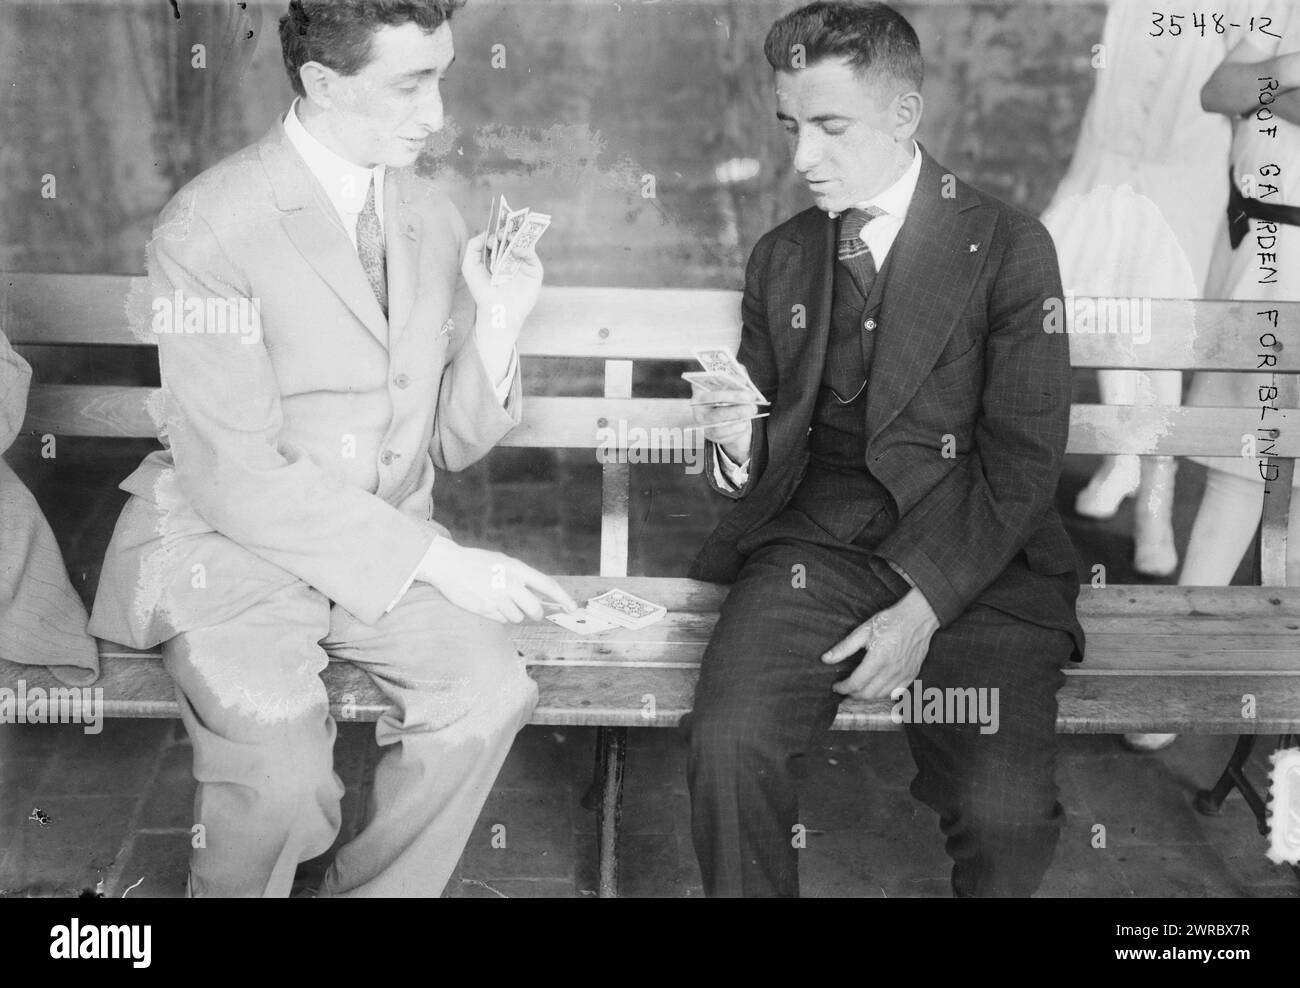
[0,0,1297,950]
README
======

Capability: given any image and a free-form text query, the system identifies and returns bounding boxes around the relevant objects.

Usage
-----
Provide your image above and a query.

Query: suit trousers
[685,509,1072,897]
[162,580,538,897]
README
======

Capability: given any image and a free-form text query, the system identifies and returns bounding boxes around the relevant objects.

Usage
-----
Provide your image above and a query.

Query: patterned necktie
[837,205,885,298]
[356,174,388,317]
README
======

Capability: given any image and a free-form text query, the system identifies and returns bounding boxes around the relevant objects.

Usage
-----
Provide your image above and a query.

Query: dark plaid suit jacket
[689,146,1086,660]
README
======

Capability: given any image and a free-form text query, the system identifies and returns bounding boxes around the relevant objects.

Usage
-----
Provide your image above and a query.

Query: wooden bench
[3,272,1299,896]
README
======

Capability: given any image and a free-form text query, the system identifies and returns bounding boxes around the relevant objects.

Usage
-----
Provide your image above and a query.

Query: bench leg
[1194,734,1300,837]
[593,726,628,899]
[1195,736,1266,829]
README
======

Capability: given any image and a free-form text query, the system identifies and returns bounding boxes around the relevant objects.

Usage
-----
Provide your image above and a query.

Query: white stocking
[1132,371,1183,576]
[1180,468,1300,586]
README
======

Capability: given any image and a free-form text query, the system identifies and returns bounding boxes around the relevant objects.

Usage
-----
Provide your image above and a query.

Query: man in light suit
[90,0,576,897]
[687,1,1086,897]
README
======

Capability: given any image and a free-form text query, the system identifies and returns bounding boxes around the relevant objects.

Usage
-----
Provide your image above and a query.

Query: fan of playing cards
[482,194,552,286]
[683,347,770,432]
[545,589,668,635]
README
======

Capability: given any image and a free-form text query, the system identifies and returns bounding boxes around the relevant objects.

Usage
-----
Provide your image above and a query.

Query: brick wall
[1,0,1107,590]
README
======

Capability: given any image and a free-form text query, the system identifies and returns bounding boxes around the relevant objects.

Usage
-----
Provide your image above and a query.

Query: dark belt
[1228,167,1300,249]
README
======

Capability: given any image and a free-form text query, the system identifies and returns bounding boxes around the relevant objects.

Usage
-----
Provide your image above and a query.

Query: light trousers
[162,580,537,897]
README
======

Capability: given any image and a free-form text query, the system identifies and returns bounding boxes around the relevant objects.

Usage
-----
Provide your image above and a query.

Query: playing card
[479,195,552,284]
[586,589,667,629]
[682,369,745,390]
[694,346,741,375]
[490,194,512,273]
[491,211,552,285]
[694,347,766,402]
[482,195,501,270]
[546,609,620,634]
[500,205,530,255]
[682,370,770,404]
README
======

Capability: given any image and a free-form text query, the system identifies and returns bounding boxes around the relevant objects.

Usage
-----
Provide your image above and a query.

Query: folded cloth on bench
[1,331,99,686]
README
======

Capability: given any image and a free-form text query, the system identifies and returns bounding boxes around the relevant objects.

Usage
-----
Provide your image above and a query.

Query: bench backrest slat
[5,273,1299,371]
[5,271,1297,591]
[19,385,1300,458]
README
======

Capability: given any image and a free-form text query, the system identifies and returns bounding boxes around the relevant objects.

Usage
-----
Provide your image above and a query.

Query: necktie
[357,175,388,317]
[837,205,885,298]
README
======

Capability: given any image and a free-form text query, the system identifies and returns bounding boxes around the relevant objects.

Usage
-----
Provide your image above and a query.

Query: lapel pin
[969,243,980,253]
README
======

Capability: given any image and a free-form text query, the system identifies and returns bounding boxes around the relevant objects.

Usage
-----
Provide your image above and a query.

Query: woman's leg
[1125,467,1267,752]
[1133,371,1183,576]
[1179,468,1264,585]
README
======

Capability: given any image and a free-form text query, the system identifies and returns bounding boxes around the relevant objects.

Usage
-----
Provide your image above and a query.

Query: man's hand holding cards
[462,193,553,376]
[478,193,552,287]
[684,347,768,466]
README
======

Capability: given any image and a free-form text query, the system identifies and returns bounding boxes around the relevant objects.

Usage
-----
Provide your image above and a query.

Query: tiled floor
[1,720,1296,898]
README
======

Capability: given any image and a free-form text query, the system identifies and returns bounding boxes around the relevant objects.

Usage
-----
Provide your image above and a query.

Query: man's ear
[299,61,338,110]
[893,91,923,140]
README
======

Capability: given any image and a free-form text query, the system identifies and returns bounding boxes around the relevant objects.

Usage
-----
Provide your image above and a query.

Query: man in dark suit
[686,1,1085,897]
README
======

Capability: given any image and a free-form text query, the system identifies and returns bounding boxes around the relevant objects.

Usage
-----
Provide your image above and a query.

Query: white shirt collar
[831,140,922,221]
[283,97,385,228]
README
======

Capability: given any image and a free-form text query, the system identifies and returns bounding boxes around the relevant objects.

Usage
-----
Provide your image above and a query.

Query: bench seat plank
[83,579,1300,624]
[85,580,1300,675]
[19,385,1300,459]
[531,669,1300,734]
[2,655,1295,734]
[62,658,1271,735]
[2,574,1297,732]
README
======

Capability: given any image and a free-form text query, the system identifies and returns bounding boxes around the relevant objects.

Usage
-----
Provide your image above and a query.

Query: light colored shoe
[1133,522,1178,577]
[1075,455,1141,519]
[1122,733,1178,752]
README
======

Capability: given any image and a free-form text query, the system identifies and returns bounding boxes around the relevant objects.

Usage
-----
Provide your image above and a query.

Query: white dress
[1042,0,1233,294]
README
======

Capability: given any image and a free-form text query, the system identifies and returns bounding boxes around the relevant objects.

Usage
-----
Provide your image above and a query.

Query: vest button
[380,450,397,466]
[863,318,876,332]
[394,373,410,389]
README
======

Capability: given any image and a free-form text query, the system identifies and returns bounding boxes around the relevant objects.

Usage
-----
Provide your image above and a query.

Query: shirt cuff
[713,442,751,490]
[492,348,519,407]
[384,536,445,613]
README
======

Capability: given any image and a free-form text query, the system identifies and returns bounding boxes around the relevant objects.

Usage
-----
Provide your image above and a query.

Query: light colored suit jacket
[89,123,521,648]
[1,331,99,684]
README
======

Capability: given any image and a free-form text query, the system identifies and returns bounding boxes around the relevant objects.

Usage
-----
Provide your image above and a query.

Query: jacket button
[863,318,876,331]
[380,450,397,466]
[394,373,410,389]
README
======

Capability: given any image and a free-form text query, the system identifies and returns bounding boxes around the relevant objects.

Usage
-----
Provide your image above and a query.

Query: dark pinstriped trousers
[684,509,1072,897]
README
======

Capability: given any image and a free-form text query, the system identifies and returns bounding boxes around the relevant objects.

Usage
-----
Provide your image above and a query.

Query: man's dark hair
[279,0,466,98]
[764,1,923,95]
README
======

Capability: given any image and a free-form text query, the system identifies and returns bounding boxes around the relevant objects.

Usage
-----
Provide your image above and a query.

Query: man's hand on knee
[822,589,940,700]
[417,537,577,624]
